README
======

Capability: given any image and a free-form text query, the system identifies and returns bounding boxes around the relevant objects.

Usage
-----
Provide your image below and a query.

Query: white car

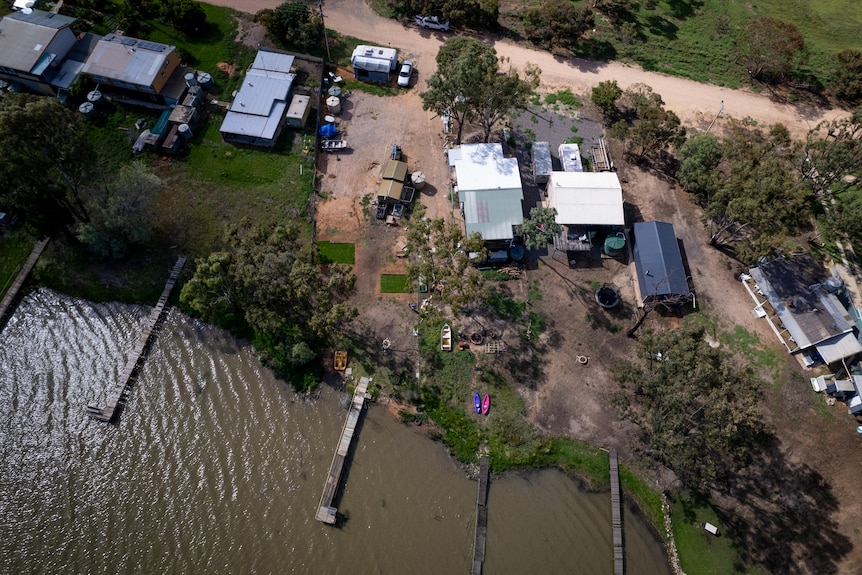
[397,61,413,87]
[415,16,449,31]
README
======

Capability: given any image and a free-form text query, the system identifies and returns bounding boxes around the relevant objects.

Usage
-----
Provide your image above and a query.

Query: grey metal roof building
[449,143,524,242]
[632,221,690,304]
[0,9,77,95]
[219,51,296,148]
[748,255,862,365]
[81,33,177,94]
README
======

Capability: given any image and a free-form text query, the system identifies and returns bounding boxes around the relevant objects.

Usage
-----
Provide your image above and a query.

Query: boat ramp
[86,256,186,422]
[315,376,372,524]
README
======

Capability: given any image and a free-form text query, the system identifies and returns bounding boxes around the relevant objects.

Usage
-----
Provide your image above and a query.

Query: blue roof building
[632,221,690,305]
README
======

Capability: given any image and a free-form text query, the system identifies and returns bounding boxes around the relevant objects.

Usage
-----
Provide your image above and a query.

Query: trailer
[351,45,399,84]
[321,140,348,152]
[531,141,552,185]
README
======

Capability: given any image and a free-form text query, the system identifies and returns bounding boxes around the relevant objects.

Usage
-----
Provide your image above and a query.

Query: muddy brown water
[0,289,670,574]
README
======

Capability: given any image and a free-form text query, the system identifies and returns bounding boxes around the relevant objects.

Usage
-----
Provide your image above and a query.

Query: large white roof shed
[547,171,624,226]
[451,143,524,241]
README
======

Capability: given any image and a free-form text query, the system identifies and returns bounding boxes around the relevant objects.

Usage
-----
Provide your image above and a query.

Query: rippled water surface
[0,289,670,574]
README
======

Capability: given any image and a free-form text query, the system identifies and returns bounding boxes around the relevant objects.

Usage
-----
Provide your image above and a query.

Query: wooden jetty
[610,448,625,575]
[471,456,490,575]
[315,376,372,524]
[86,256,186,422]
[0,237,50,328]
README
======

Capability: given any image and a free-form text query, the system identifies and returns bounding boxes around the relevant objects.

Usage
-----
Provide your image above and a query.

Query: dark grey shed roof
[633,221,689,300]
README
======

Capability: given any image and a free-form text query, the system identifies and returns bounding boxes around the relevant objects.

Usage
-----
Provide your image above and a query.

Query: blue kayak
[473,392,481,414]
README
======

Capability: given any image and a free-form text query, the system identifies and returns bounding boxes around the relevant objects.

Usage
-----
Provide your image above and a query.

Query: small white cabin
[351,45,398,83]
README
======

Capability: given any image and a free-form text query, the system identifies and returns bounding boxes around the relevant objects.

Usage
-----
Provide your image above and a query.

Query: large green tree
[830,50,862,105]
[613,322,770,491]
[76,162,161,259]
[737,17,807,83]
[270,1,323,50]
[522,0,593,51]
[160,0,207,33]
[516,206,561,250]
[610,84,685,162]
[406,216,486,311]
[181,223,357,387]
[0,94,95,237]
[421,37,540,143]
[591,79,622,119]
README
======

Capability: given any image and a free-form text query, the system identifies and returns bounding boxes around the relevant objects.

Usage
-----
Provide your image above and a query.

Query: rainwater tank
[178,124,193,139]
[184,72,197,88]
[410,171,426,190]
[326,96,341,114]
[196,72,214,90]
[86,90,103,106]
[78,101,97,119]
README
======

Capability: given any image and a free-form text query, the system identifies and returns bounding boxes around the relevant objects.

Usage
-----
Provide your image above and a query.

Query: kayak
[473,392,481,414]
[482,394,490,415]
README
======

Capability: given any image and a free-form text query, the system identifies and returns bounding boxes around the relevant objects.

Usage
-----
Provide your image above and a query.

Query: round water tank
[326,96,341,114]
[509,244,525,262]
[184,72,197,87]
[196,72,214,89]
[595,286,621,309]
[78,101,96,119]
[178,124,193,139]
[86,90,102,105]
[824,276,845,293]
[411,171,426,190]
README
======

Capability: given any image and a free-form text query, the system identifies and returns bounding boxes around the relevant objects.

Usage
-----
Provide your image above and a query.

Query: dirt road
[204,0,848,138]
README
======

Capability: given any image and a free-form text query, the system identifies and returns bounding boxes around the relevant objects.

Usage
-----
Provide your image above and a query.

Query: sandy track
[204,0,848,139]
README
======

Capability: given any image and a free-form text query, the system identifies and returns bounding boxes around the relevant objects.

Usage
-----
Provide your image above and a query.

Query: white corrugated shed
[220,51,296,146]
[547,171,624,226]
[454,144,524,241]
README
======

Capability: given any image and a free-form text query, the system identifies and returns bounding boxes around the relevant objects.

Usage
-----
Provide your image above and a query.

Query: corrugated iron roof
[547,171,624,226]
[632,221,689,300]
[0,9,74,73]
[81,34,175,87]
[454,144,524,241]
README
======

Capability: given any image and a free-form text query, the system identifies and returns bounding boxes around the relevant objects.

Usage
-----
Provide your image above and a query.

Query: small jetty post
[315,376,372,524]
[86,256,186,422]
[0,237,50,328]
[471,455,489,575]
[610,448,625,575]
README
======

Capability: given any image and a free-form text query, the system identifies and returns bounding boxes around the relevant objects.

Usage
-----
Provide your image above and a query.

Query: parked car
[397,61,413,87]
[414,16,449,31]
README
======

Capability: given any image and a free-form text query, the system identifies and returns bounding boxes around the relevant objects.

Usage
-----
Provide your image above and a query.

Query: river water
[0,289,670,574]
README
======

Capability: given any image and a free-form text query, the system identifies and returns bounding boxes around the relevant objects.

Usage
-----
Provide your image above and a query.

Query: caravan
[351,45,398,84]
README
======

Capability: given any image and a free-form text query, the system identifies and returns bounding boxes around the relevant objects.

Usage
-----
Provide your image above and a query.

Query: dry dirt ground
[220,9,862,573]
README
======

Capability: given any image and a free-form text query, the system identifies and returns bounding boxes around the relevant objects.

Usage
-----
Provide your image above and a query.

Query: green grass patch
[317,241,355,264]
[380,273,411,293]
[620,465,665,537]
[0,229,36,300]
[485,288,526,320]
[671,491,742,575]
[544,89,583,109]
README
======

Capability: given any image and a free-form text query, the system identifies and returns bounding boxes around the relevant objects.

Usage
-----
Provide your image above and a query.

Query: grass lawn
[380,273,411,293]
[317,241,356,264]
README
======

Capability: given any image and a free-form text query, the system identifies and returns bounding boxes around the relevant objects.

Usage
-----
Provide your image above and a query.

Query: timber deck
[86,256,186,422]
[471,456,490,575]
[0,237,50,329]
[315,376,371,524]
[610,448,625,575]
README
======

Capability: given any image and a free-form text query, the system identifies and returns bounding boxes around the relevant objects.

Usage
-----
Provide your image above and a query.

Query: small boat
[441,324,452,351]
[482,394,490,415]
[333,350,347,371]
[320,139,348,152]
[473,392,481,414]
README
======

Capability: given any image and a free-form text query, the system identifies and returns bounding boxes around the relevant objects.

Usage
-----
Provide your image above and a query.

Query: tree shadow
[715,436,853,574]
[664,0,703,20]
[645,15,678,40]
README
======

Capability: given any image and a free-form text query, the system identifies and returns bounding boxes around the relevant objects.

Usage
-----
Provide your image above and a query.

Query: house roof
[220,51,295,143]
[547,171,624,226]
[81,33,174,87]
[452,144,524,241]
[632,221,689,300]
[749,255,862,363]
[0,9,75,74]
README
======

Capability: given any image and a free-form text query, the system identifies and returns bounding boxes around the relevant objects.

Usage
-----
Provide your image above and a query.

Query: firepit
[470,332,484,345]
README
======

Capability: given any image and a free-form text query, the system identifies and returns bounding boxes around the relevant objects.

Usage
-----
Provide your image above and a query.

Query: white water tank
[78,101,97,119]
[326,96,341,114]
[184,72,197,88]
[411,171,426,190]
[178,124,193,139]
[86,90,103,106]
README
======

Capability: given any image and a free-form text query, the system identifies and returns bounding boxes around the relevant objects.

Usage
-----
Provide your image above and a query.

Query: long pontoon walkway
[86,256,186,422]
[315,376,372,524]
[610,448,625,575]
[471,455,490,575]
